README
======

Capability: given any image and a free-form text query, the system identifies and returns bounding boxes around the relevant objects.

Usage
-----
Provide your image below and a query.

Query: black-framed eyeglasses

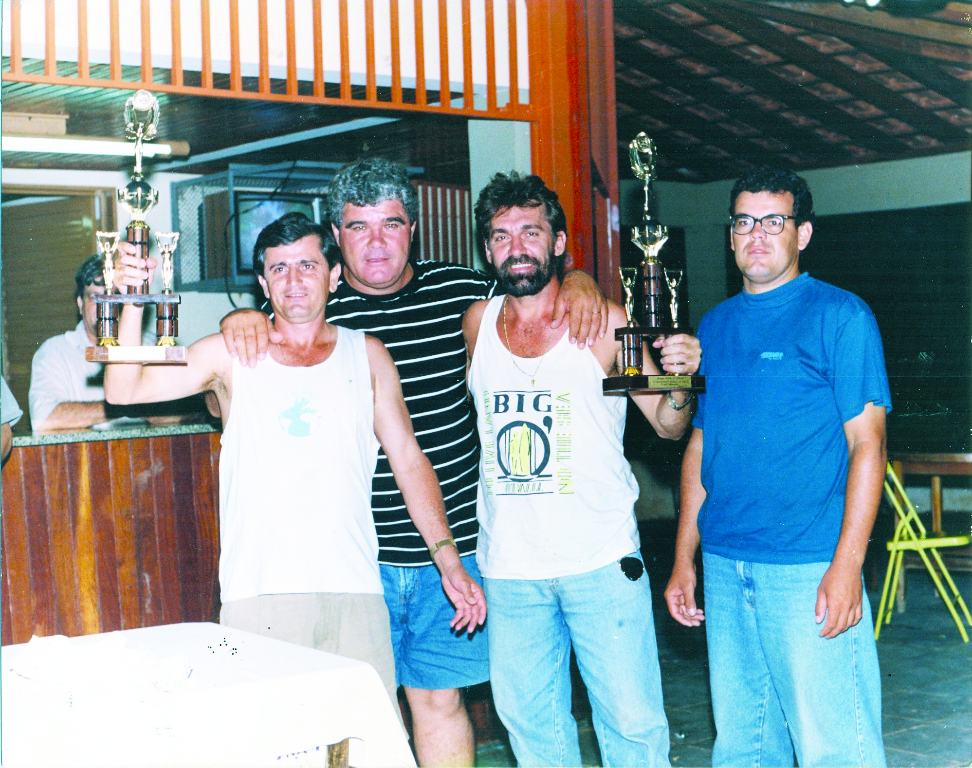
[730,214,796,236]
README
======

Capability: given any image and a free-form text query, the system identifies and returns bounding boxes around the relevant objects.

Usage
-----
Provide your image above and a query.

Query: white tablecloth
[0,622,415,767]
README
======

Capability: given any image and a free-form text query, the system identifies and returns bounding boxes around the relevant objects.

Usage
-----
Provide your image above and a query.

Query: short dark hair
[474,171,568,245]
[253,212,337,274]
[729,166,814,224]
[75,254,105,300]
[326,157,418,227]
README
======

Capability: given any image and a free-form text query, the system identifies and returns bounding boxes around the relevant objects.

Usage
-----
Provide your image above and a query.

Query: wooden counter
[1,425,221,645]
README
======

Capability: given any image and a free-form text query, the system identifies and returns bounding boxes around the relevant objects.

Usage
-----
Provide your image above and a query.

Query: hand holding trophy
[603,133,704,396]
[85,90,186,364]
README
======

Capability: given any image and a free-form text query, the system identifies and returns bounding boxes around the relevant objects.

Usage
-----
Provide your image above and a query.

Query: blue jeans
[484,553,670,768]
[381,555,490,690]
[702,553,886,767]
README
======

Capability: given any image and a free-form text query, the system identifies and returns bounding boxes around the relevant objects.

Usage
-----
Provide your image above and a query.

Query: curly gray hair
[326,157,418,227]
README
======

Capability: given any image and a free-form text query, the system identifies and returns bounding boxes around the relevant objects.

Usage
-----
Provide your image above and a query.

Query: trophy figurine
[86,90,186,364]
[618,267,643,376]
[95,232,120,346]
[155,232,180,345]
[603,132,704,396]
[663,268,684,330]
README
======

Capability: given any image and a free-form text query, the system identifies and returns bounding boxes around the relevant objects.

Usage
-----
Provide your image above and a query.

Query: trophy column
[86,90,187,365]
[603,132,704,396]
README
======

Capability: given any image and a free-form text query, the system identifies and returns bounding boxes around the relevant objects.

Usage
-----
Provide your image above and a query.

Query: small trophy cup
[86,90,186,364]
[603,132,704,395]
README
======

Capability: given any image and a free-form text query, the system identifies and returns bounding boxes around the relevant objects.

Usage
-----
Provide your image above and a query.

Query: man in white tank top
[104,214,487,715]
[463,172,701,767]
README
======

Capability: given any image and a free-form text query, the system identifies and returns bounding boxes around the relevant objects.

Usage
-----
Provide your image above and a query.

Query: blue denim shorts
[380,554,490,690]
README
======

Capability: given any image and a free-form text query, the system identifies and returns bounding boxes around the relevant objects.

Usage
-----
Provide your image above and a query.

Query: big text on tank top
[468,297,640,581]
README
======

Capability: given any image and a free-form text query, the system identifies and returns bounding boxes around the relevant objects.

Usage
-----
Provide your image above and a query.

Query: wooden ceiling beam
[694,2,970,140]
[720,0,972,63]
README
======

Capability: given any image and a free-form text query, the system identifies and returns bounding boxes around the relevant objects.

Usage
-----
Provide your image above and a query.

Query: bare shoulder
[604,300,629,333]
[188,333,232,375]
[462,299,490,359]
[363,334,398,377]
[462,299,489,338]
[589,300,628,349]
[589,300,628,372]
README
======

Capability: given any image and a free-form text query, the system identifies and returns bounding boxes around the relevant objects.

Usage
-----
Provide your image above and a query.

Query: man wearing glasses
[665,166,890,767]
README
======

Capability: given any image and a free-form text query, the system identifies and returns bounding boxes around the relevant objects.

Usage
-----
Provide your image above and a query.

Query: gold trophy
[155,232,180,345]
[94,232,120,346]
[603,132,704,395]
[86,90,186,364]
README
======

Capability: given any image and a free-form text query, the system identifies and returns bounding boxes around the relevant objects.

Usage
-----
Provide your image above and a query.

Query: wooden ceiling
[615,0,971,181]
[2,0,969,185]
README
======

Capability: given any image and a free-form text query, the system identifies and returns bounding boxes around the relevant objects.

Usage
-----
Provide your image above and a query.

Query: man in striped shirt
[222,158,606,766]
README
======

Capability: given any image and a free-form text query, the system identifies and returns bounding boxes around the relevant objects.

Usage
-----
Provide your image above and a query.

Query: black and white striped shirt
[327,261,496,566]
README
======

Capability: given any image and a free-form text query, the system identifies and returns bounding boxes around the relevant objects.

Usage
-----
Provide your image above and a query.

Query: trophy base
[603,373,705,395]
[86,345,188,364]
[95,294,181,306]
[617,326,694,337]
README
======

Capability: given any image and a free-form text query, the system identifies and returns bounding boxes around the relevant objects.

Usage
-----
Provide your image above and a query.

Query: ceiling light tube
[1,135,188,157]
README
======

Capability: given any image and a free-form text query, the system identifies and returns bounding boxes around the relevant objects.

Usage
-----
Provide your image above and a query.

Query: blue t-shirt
[694,273,891,564]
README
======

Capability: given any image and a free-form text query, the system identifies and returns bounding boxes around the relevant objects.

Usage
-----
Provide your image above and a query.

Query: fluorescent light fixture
[1,135,183,157]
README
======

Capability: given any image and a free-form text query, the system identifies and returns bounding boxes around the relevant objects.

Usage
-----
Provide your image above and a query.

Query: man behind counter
[29,254,211,431]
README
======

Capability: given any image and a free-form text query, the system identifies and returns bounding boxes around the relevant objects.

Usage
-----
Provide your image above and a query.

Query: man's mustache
[500,256,543,273]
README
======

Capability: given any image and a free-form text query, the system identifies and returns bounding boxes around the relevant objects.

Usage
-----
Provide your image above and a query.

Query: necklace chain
[502,296,548,387]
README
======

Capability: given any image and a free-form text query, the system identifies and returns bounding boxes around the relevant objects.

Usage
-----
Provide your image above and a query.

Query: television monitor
[234,193,324,274]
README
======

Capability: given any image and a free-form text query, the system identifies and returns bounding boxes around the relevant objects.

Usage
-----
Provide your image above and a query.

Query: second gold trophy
[603,133,704,395]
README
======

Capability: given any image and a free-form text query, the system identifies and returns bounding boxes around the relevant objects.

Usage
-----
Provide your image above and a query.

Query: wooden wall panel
[1,432,221,646]
[2,448,32,645]
[108,437,141,630]
[88,440,123,633]
[191,432,221,622]
[170,435,203,623]
[130,437,165,626]
[150,436,184,625]
[21,446,57,638]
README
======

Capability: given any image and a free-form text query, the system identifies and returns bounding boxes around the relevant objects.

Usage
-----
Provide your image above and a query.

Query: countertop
[12,421,220,447]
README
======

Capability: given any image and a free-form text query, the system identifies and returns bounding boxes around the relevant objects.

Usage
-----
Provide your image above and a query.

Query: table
[891,453,972,534]
[0,622,415,767]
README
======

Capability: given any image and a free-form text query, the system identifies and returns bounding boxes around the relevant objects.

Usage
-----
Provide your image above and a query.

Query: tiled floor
[471,521,972,767]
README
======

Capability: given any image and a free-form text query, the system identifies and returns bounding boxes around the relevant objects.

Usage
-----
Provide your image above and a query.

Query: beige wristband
[429,538,457,559]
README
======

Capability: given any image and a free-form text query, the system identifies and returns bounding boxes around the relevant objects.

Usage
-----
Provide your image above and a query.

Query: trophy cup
[603,132,704,395]
[86,90,186,364]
